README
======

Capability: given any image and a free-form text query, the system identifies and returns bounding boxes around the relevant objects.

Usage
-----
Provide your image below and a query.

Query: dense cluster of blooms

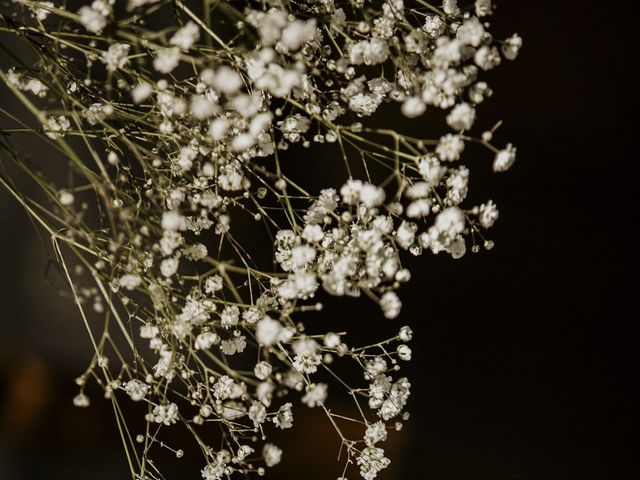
[0,0,520,478]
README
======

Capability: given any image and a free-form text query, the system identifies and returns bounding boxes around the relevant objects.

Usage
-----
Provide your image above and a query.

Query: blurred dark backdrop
[1,1,638,479]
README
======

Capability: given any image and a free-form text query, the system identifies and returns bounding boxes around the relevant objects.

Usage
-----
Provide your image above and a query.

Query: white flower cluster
[275,195,409,316]
[1,0,520,478]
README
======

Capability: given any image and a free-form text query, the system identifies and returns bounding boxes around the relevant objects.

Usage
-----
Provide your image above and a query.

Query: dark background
[1,1,638,479]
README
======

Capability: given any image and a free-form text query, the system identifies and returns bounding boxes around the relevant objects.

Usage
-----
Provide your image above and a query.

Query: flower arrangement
[0,0,520,478]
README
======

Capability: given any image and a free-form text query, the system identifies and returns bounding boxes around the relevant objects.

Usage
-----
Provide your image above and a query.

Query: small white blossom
[457,17,485,47]
[59,191,75,206]
[235,445,254,462]
[220,335,246,355]
[119,274,141,290]
[195,331,219,350]
[436,134,465,161]
[349,38,390,65]
[101,43,130,72]
[153,403,179,425]
[475,45,502,70]
[132,82,153,103]
[212,375,234,400]
[154,48,181,73]
[502,34,523,60]
[254,361,273,380]
[204,275,224,294]
[273,402,294,429]
[139,324,158,339]
[324,332,341,349]
[493,144,517,172]
[201,463,224,480]
[443,0,460,16]
[160,257,179,277]
[359,183,386,208]
[220,305,240,329]
[478,200,499,228]
[255,316,283,346]
[34,1,53,20]
[401,97,427,118]
[397,344,412,361]
[302,383,327,407]
[399,326,413,342]
[208,66,244,96]
[364,421,388,447]
[78,1,111,34]
[162,211,183,231]
[123,380,150,401]
[262,443,283,467]
[446,103,476,131]
[46,115,71,139]
[170,21,200,50]
[249,401,267,427]
[280,19,317,52]
[357,446,390,480]
[406,199,431,218]
[73,392,90,407]
[475,0,493,17]
[380,291,402,319]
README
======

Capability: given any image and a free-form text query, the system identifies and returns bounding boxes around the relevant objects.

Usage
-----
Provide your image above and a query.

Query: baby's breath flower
[446,103,476,131]
[1,0,520,476]
[131,82,153,103]
[401,97,427,118]
[249,401,267,427]
[255,316,283,346]
[380,291,402,319]
[475,0,493,17]
[212,375,235,400]
[397,345,412,361]
[437,134,466,161]
[357,446,390,480]
[195,331,219,350]
[364,421,388,447]
[503,34,524,60]
[399,326,413,342]
[220,335,246,355]
[479,200,500,228]
[262,443,283,467]
[160,257,179,277]
[494,144,517,172]
[59,190,74,206]
[33,1,54,20]
[153,402,179,425]
[119,274,141,290]
[73,392,90,407]
[254,361,273,380]
[123,380,150,401]
[78,1,111,34]
[457,17,485,47]
[272,402,294,429]
[170,22,200,50]
[302,383,328,407]
[154,48,181,73]
[201,459,226,480]
[45,115,70,139]
[101,43,130,72]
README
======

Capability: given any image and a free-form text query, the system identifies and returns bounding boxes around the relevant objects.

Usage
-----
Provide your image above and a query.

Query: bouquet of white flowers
[0,0,520,478]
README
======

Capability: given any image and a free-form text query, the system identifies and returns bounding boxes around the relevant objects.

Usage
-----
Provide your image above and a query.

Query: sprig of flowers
[0,0,520,478]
